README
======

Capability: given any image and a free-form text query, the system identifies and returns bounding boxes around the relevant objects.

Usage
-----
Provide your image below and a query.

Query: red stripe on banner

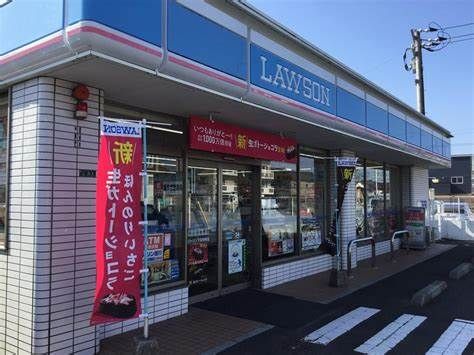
[91,124,143,325]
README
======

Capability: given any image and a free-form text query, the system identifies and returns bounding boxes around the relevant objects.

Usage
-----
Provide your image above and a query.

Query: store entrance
[187,161,256,301]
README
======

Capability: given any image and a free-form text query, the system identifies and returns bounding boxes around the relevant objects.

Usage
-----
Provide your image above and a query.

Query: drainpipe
[62,0,77,56]
[156,0,168,74]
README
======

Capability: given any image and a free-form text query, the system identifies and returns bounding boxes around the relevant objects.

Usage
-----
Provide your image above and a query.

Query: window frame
[451,176,464,185]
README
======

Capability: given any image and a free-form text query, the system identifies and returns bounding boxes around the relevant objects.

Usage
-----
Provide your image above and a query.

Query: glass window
[433,136,443,155]
[366,102,388,134]
[388,114,406,141]
[261,161,297,261]
[299,155,326,253]
[366,162,385,240]
[421,130,432,151]
[354,163,365,238]
[386,166,402,236]
[406,122,421,146]
[0,94,7,250]
[142,155,185,289]
[443,141,451,158]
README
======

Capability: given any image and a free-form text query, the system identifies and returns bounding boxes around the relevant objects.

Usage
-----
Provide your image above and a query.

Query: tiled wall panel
[262,253,333,289]
[1,77,188,354]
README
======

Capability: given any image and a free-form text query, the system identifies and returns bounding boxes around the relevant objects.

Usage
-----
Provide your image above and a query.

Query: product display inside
[386,165,402,236]
[299,155,326,252]
[355,164,365,238]
[261,161,297,260]
[142,155,184,289]
[366,162,385,240]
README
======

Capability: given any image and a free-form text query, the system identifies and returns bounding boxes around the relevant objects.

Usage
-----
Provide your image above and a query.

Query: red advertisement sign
[91,119,143,325]
[189,116,297,163]
[188,242,209,265]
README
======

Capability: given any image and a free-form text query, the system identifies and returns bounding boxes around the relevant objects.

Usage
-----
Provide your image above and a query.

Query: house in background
[429,155,474,195]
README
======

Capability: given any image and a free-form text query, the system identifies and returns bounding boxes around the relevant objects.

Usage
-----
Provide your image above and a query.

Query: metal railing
[347,237,375,277]
[390,230,410,260]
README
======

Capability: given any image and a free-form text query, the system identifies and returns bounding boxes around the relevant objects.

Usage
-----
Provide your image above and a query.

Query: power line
[440,22,474,31]
[451,33,474,39]
[451,37,474,44]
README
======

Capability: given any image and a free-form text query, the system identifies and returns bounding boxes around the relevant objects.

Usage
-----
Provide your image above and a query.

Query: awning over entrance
[47,54,446,168]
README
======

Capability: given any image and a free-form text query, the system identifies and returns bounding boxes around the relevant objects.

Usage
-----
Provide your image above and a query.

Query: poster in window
[188,242,209,265]
[267,230,294,257]
[228,239,245,274]
[301,221,321,250]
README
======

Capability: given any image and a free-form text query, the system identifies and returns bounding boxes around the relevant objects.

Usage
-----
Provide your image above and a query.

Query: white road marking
[354,314,426,354]
[303,307,380,345]
[426,319,474,355]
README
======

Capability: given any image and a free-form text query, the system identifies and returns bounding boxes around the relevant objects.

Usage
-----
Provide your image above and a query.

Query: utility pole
[411,29,426,115]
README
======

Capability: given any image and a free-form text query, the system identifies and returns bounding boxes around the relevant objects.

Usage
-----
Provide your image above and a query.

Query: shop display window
[354,163,365,238]
[261,161,297,261]
[0,94,7,250]
[386,166,402,236]
[366,162,385,240]
[142,155,185,289]
[299,155,326,253]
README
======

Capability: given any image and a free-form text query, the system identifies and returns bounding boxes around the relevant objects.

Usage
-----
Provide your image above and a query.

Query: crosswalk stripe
[303,307,380,345]
[426,319,474,355]
[354,314,427,354]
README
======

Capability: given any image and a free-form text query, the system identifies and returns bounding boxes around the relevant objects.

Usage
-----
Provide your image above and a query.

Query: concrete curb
[411,280,447,307]
[449,262,473,280]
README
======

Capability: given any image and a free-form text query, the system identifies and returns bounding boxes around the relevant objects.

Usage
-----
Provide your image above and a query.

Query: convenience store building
[0,0,452,354]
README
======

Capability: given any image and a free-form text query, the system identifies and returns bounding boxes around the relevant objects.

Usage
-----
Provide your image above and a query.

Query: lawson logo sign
[101,119,142,138]
[250,44,336,115]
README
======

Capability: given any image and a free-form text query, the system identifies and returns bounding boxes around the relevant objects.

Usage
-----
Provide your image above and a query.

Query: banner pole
[142,118,149,339]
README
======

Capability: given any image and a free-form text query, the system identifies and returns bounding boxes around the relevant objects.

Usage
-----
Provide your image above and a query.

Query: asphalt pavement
[198,241,474,354]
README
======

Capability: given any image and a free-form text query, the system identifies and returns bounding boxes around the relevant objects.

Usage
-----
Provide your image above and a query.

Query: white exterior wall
[410,167,429,206]
[0,77,188,355]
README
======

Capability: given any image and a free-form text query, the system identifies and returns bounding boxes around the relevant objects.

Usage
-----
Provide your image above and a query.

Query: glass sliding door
[187,165,218,296]
[221,167,253,289]
[187,162,255,298]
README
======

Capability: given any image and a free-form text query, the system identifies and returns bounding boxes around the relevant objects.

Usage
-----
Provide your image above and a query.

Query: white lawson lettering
[260,56,272,83]
[259,55,331,107]
[101,120,142,138]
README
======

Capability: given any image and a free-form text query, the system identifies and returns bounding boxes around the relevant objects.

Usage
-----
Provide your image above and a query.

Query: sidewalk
[98,242,454,354]
[267,242,455,304]
[98,308,273,355]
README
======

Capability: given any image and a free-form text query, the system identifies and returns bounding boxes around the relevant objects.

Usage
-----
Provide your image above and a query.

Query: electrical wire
[441,22,474,30]
[451,37,474,44]
[450,33,474,39]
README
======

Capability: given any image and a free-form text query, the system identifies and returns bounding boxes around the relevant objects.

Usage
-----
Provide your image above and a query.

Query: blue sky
[249,0,474,155]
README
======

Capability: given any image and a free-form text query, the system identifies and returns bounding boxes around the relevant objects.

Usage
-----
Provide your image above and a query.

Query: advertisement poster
[145,230,177,286]
[267,233,294,257]
[188,242,209,265]
[189,116,297,163]
[91,119,143,325]
[228,239,245,274]
[302,223,322,251]
[405,207,426,247]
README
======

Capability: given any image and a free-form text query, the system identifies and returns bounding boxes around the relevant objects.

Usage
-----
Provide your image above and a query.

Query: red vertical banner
[91,119,143,325]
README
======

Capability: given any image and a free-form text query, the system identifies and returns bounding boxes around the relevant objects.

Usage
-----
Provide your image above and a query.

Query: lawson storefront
[0,0,452,354]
